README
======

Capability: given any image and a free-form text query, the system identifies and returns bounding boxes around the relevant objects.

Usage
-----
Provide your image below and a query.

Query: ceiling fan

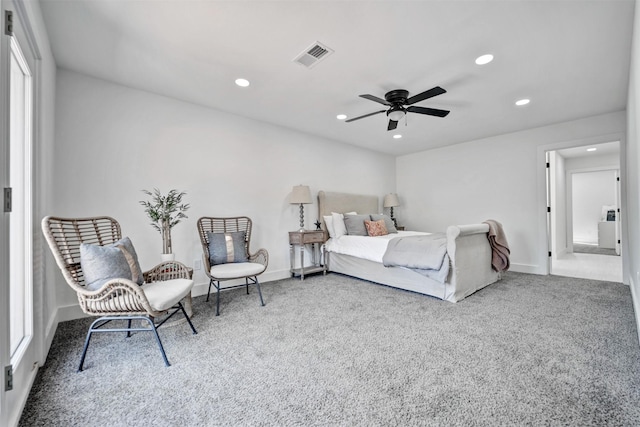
[345,86,450,131]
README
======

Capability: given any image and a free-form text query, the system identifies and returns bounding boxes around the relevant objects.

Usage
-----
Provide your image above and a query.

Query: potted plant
[139,188,190,261]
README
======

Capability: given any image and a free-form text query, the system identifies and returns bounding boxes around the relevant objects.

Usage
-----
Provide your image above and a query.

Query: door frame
[1,1,43,425]
[536,132,628,283]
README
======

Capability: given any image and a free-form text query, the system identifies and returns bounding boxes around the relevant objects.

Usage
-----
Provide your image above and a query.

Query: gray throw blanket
[382,233,450,283]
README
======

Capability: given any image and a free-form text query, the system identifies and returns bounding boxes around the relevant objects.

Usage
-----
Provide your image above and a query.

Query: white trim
[1,3,43,423]
[6,366,37,427]
[55,304,86,323]
[508,263,542,275]
[0,3,11,425]
[43,311,57,363]
[57,270,293,322]
[9,32,34,367]
[536,132,627,281]
[11,0,40,60]
[631,275,640,347]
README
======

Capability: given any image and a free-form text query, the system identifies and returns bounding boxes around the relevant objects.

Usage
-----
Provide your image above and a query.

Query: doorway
[547,141,622,282]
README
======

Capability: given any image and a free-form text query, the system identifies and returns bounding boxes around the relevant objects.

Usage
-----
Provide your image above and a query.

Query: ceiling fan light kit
[387,107,405,122]
[346,86,450,131]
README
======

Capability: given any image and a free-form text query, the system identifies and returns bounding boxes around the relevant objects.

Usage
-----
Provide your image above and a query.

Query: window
[9,34,33,362]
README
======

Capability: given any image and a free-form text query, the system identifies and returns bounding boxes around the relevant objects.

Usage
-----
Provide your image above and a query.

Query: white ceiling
[556,140,620,159]
[39,0,635,156]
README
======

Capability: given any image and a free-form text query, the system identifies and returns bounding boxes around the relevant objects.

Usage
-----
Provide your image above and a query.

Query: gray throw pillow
[343,214,369,236]
[207,231,249,265]
[80,237,144,291]
[370,213,398,233]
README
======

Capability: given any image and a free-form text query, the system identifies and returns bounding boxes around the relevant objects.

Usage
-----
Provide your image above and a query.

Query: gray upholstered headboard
[317,191,379,232]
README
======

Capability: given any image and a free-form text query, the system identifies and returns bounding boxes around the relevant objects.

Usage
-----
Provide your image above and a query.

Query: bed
[318,190,502,302]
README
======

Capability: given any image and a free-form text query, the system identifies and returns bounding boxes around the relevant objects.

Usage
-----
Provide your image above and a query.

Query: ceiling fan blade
[345,110,387,123]
[387,120,398,131]
[407,105,450,117]
[359,94,392,106]
[406,86,446,105]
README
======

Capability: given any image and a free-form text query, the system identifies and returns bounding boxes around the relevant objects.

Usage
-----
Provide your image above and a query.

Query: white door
[1,2,39,425]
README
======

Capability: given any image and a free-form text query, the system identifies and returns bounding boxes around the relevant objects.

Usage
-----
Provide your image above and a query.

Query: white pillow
[323,215,335,238]
[331,211,356,238]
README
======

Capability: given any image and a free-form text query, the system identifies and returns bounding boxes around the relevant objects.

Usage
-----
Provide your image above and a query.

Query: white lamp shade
[383,193,400,208]
[290,185,312,204]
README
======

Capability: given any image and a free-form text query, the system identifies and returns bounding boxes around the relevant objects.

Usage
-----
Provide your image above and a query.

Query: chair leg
[211,278,261,315]
[79,315,175,371]
[144,317,170,367]
[206,279,213,302]
[254,276,265,307]
[178,302,198,335]
[78,318,100,372]
[216,281,221,316]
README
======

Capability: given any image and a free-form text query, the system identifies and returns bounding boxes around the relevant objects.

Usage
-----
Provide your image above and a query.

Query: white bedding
[324,231,429,263]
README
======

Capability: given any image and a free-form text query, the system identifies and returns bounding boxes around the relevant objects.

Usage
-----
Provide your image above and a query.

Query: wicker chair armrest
[249,248,269,268]
[202,253,214,279]
[144,261,192,282]
[76,278,156,316]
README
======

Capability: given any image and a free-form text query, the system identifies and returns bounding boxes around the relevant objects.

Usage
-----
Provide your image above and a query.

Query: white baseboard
[55,269,293,319]
[630,274,640,348]
[56,303,89,323]
[8,367,39,427]
[509,263,544,275]
[43,311,59,363]
[192,268,291,297]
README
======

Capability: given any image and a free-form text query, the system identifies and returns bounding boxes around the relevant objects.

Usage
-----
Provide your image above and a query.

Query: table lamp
[290,185,312,231]
[383,193,400,228]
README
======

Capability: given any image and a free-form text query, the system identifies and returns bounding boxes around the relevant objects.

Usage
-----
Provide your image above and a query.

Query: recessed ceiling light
[587,148,597,152]
[515,98,530,106]
[393,134,402,139]
[336,114,347,120]
[475,54,494,65]
[235,78,250,87]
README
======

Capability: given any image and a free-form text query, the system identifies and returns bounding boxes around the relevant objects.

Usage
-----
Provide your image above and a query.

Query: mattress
[323,230,429,263]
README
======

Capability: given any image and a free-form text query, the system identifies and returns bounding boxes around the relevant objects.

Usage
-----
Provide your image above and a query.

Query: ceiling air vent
[293,42,334,69]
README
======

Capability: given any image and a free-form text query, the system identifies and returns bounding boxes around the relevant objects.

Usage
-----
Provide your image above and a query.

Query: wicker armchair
[197,216,268,315]
[42,216,197,371]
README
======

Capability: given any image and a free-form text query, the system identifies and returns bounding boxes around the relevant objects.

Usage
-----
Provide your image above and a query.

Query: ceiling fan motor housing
[384,89,409,104]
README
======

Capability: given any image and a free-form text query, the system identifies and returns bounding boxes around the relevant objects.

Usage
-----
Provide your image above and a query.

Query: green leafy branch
[139,188,190,233]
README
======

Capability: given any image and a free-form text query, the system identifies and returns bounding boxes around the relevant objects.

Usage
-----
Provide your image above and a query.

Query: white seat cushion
[210,262,265,279]
[141,278,194,312]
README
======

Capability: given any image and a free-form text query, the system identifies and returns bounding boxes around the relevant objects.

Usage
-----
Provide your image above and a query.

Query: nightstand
[289,230,326,280]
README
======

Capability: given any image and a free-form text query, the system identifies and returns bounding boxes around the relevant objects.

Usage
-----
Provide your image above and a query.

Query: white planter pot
[161,253,175,263]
